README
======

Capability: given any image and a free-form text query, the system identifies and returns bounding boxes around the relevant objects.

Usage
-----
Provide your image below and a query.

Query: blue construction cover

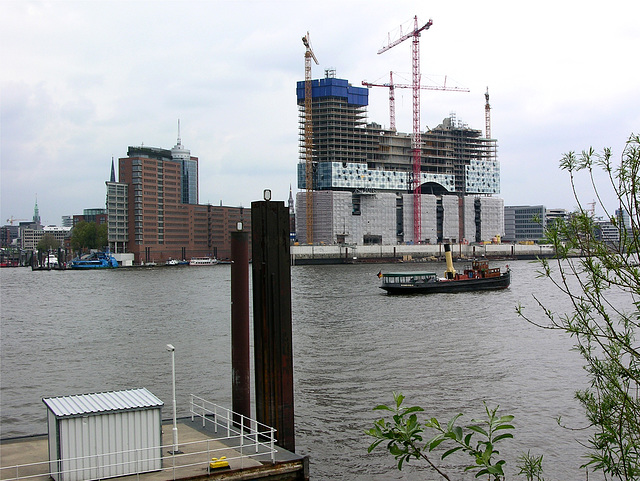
[296,78,368,106]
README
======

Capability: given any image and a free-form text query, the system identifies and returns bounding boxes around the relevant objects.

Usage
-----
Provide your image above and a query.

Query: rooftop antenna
[177,119,182,146]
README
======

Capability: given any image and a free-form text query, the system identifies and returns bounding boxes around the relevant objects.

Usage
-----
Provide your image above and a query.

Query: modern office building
[595,218,620,245]
[20,226,72,250]
[545,208,568,228]
[105,181,129,253]
[616,207,632,232]
[108,132,250,263]
[73,208,107,226]
[0,225,19,248]
[503,205,546,242]
[295,71,502,245]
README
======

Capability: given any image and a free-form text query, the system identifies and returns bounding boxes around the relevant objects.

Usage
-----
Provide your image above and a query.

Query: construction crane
[364,71,397,131]
[6,216,27,225]
[484,87,491,139]
[378,16,433,244]
[362,71,469,131]
[302,31,318,244]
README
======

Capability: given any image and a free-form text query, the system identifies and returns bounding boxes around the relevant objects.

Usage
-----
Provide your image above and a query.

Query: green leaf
[367,440,383,453]
[442,446,463,459]
[446,413,463,432]
[493,433,514,443]
[467,425,488,437]
[403,406,425,415]
[428,434,444,451]
[494,424,515,431]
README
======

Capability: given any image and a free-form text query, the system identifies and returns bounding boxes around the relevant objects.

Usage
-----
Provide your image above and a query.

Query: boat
[69,251,118,269]
[189,257,218,266]
[379,244,510,294]
[165,259,179,266]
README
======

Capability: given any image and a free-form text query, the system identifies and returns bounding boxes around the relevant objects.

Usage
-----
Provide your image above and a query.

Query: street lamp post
[166,344,181,454]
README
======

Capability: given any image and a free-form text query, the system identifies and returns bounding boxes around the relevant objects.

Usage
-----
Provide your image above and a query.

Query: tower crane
[6,216,27,226]
[362,71,469,131]
[484,87,491,139]
[302,32,318,244]
[378,16,433,243]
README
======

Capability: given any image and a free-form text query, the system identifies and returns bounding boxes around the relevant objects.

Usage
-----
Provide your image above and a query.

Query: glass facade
[297,161,455,192]
[182,158,198,204]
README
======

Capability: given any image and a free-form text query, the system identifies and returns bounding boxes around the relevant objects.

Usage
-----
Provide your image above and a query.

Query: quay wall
[290,244,556,265]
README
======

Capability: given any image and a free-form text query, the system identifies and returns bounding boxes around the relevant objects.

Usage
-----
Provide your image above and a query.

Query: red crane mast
[378,16,433,243]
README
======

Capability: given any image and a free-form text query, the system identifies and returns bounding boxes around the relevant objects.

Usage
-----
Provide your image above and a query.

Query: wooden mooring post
[251,196,295,453]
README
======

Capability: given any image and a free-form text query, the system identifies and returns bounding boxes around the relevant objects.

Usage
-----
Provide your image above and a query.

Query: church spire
[110,156,116,182]
[33,195,41,227]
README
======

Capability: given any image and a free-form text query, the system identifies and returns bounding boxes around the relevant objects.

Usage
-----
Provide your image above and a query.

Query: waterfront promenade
[290,242,556,264]
[0,419,307,481]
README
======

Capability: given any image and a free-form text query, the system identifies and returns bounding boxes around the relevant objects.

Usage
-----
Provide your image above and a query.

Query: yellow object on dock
[209,456,230,469]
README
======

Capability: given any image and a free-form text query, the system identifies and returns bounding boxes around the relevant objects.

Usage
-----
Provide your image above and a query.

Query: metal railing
[189,394,277,464]
[0,397,277,481]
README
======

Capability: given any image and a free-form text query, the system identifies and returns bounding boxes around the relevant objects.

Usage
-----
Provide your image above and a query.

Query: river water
[0,260,609,479]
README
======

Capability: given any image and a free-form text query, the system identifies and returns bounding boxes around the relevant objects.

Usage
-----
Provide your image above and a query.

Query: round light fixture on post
[263,189,272,201]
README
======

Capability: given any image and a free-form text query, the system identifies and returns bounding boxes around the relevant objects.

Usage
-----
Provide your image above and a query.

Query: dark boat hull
[380,271,510,294]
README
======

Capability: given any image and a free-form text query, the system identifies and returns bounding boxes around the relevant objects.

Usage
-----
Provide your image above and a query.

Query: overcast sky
[1,1,638,226]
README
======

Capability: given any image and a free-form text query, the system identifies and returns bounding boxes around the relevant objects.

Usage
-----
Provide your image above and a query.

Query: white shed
[42,388,164,481]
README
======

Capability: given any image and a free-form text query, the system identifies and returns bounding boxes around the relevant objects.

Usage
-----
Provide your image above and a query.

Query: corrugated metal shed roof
[43,388,163,418]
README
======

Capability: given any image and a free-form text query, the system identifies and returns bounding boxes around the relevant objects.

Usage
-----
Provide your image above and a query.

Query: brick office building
[108,135,250,264]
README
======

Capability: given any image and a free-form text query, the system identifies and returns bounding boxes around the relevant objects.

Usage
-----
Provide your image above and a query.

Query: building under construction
[295,70,503,245]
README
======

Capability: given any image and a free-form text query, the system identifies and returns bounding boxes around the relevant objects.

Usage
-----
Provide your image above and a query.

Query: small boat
[165,259,179,266]
[189,257,218,266]
[47,253,60,267]
[379,244,510,294]
[69,251,118,269]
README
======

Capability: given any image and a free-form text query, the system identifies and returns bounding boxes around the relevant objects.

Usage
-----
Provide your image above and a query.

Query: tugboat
[379,244,510,294]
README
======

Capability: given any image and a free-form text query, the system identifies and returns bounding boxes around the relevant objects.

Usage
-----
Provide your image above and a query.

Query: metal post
[231,225,251,425]
[166,344,182,454]
[251,195,295,453]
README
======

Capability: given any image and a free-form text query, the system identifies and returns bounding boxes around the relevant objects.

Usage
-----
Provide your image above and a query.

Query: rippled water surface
[0,261,608,479]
